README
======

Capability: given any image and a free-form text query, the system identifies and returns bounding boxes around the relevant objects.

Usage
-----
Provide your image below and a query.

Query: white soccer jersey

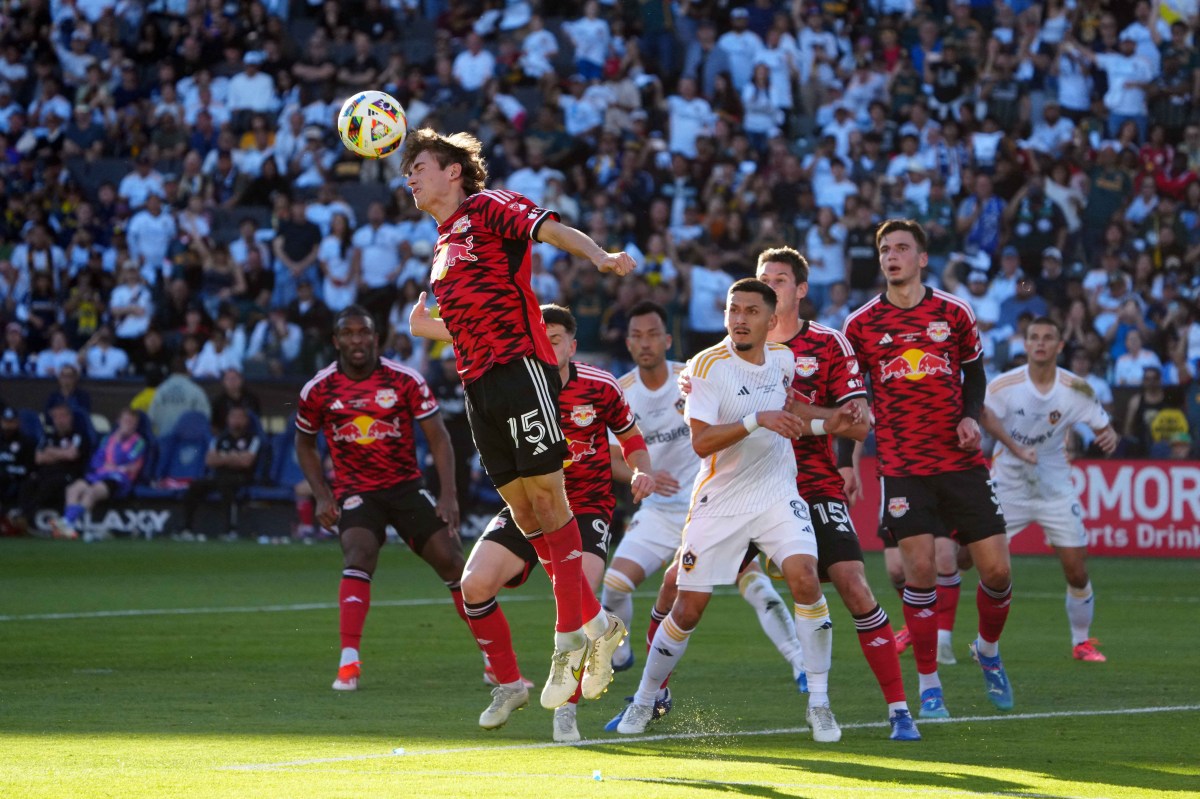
[684,339,797,517]
[985,366,1110,500]
[613,361,700,512]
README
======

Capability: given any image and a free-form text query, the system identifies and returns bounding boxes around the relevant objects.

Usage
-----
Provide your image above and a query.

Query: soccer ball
[337,90,408,159]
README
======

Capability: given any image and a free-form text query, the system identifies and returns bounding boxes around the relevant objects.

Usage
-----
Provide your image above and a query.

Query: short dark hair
[627,300,668,327]
[1026,316,1062,337]
[334,304,376,332]
[756,246,809,285]
[540,303,576,336]
[400,128,489,196]
[875,218,928,252]
[729,277,777,312]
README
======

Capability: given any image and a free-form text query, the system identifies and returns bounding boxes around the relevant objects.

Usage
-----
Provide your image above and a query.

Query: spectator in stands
[1123,365,1185,456]
[80,326,130,379]
[19,401,91,534]
[211,368,261,431]
[131,329,172,393]
[148,360,212,437]
[287,277,333,374]
[1,321,32,376]
[127,192,177,285]
[117,154,165,211]
[174,405,262,543]
[519,14,558,81]
[227,51,277,128]
[108,265,154,358]
[271,196,322,308]
[1114,328,1164,386]
[190,327,243,380]
[562,2,610,82]
[317,212,356,313]
[34,328,78,378]
[51,407,146,541]
[244,307,302,378]
[350,201,404,325]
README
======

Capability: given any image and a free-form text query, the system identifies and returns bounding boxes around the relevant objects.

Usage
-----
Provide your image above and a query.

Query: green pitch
[1,539,1197,798]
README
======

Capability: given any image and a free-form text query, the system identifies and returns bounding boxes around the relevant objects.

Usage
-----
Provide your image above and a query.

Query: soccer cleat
[1072,639,1107,663]
[919,687,950,719]
[888,709,921,741]
[581,614,627,700]
[332,661,360,691]
[540,641,590,709]
[795,670,809,693]
[604,688,673,733]
[937,640,957,665]
[615,702,655,735]
[806,704,842,743]
[50,517,79,541]
[970,640,1014,711]
[478,682,529,730]
[552,703,581,742]
[482,665,534,689]
[894,625,911,653]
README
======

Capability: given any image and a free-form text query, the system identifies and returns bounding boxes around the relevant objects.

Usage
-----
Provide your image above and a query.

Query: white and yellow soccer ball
[337,90,408,159]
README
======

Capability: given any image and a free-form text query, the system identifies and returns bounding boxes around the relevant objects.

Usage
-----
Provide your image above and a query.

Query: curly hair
[400,128,489,197]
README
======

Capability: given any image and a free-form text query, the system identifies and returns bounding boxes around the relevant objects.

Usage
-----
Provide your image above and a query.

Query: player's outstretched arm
[981,406,1036,464]
[615,423,657,502]
[409,292,453,342]
[536,218,635,276]
[418,413,461,534]
[296,430,340,529]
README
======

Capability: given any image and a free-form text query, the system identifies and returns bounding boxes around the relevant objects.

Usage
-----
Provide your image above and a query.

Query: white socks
[793,597,832,696]
[1066,581,1095,646]
[740,570,806,677]
[339,647,359,667]
[633,615,692,707]
[601,570,636,659]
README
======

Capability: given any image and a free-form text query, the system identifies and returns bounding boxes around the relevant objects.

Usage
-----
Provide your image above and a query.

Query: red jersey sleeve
[386,359,440,421]
[953,300,983,364]
[296,372,326,435]
[824,328,868,405]
[471,189,560,243]
[600,378,636,436]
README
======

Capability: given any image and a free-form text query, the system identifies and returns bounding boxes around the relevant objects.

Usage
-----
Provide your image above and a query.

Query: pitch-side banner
[850,458,1200,558]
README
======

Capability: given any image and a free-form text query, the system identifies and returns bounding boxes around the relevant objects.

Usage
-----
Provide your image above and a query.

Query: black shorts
[338,479,446,552]
[481,507,611,589]
[808,496,865,580]
[875,517,953,548]
[881,466,1005,545]
[464,356,569,488]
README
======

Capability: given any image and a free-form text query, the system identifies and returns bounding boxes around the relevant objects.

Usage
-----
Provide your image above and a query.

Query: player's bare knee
[460,570,498,604]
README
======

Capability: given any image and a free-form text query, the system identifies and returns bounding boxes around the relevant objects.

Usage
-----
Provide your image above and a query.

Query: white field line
[3,589,1198,623]
[222,703,1200,772]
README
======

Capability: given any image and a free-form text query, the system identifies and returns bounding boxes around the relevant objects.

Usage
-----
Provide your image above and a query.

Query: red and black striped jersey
[559,361,636,517]
[843,286,985,477]
[296,358,439,499]
[782,321,867,500]
[430,190,560,385]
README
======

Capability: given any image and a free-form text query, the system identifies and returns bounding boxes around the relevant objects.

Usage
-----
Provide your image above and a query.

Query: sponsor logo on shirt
[796,357,819,377]
[927,321,951,342]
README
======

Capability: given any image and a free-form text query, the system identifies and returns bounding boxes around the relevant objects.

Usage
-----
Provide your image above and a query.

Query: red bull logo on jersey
[570,404,596,426]
[796,357,819,377]
[878,349,954,383]
[564,435,597,467]
[331,416,404,445]
[451,215,471,234]
[431,235,478,280]
[375,388,397,409]
[927,321,950,342]
[888,497,910,518]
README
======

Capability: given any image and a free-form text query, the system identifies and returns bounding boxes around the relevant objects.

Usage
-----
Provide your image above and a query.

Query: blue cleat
[888,709,921,741]
[795,671,808,693]
[612,651,635,673]
[604,688,671,732]
[919,687,950,719]
[970,640,1014,711]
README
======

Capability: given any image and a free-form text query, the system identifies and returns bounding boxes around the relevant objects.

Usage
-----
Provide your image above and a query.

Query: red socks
[902,585,939,675]
[977,581,1013,643]
[464,597,521,685]
[339,569,372,650]
[543,516,600,633]
[937,572,962,635]
[853,605,906,704]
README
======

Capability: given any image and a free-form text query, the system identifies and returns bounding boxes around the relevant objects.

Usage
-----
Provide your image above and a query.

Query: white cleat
[937,641,958,665]
[479,683,529,730]
[552,703,581,742]
[615,702,655,735]
[332,661,360,691]
[581,614,627,700]
[540,641,590,709]
[806,704,842,743]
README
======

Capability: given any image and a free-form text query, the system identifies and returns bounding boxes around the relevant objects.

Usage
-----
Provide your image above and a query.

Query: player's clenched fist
[596,251,636,276]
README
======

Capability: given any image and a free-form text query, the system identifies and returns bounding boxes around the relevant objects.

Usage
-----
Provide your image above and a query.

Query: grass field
[1,538,1197,799]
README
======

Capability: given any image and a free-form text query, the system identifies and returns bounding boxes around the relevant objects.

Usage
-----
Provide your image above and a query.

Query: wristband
[742,414,759,433]
[619,433,647,460]
[810,419,826,436]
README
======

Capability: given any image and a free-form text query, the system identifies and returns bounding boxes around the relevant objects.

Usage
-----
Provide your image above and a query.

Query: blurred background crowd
[2,0,1200,532]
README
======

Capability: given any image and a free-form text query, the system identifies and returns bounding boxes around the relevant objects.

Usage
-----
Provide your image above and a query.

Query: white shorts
[1000,490,1087,549]
[677,497,818,593]
[611,503,687,576]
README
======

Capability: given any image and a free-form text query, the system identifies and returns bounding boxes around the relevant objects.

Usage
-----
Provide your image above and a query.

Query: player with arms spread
[757,246,919,741]
[401,129,635,709]
[981,317,1118,663]
[617,278,857,742]
[843,219,1014,717]
[296,306,465,692]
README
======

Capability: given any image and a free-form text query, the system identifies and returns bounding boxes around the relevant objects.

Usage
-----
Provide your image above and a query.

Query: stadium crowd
[3,0,1200,533]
